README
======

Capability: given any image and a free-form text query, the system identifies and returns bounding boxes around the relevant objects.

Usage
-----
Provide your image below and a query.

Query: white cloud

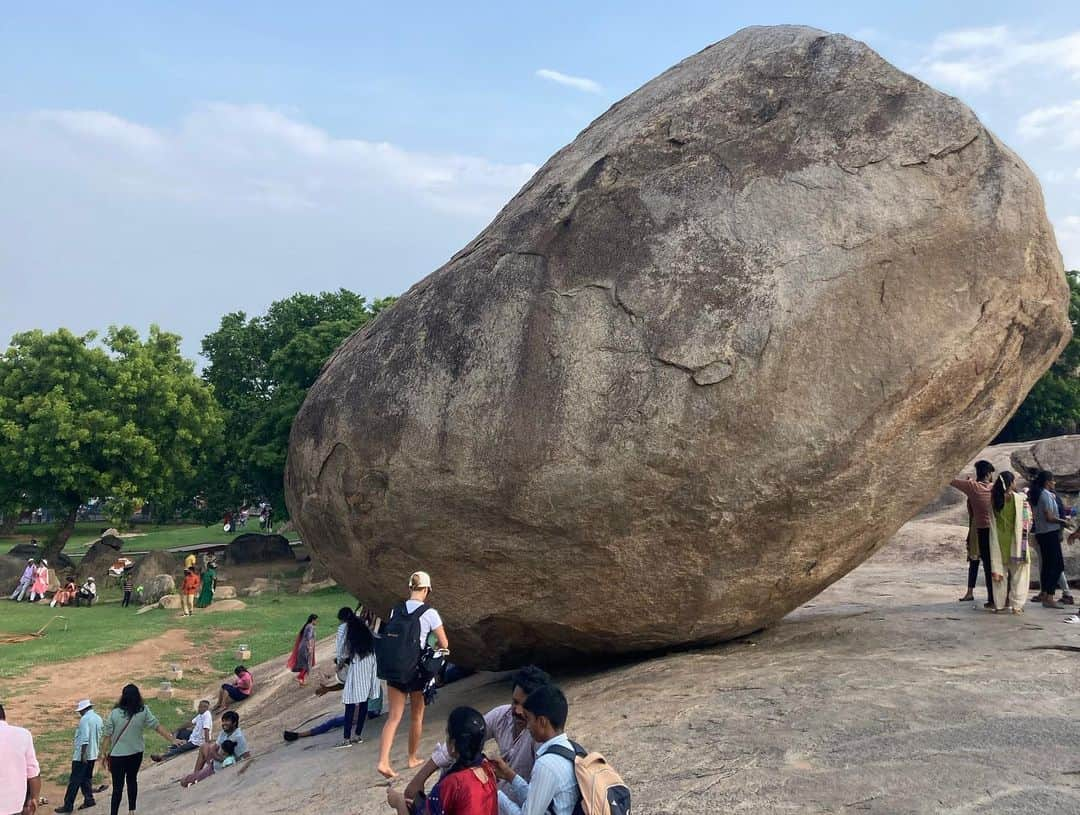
[913,26,1080,92]
[535,69,602,94]
[1017,101,1080,148]
[0,104,539,359]
[1056,215,1080,270]
[1,104,537,217]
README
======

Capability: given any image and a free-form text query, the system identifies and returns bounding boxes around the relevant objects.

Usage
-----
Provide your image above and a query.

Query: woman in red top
[180,567,201,617]
[386,707,497,815]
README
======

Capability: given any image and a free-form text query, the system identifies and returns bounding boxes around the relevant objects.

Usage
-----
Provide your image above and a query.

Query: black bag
[375,602,429,684]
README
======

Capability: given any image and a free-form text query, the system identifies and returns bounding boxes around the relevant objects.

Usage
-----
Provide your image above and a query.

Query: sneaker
[283,731,299,742]
[350,737,364,745]
[54,808,74,813]
[983,602,995,609]
[335,739,353,749]
[78,802,96,810]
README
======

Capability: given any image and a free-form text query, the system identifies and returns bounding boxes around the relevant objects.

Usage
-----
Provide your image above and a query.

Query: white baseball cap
[409,571,432,590]
[75,699,93,712]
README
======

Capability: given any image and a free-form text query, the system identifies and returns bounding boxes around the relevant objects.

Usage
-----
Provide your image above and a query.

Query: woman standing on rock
[951,460,998,607]
[102,683,185,815]
[287,613,318,685]
[335,606,380,746]
[1029,470,1070,609]
[195,560,217,608]
[377,571,449,779]
[991,471,1032,613]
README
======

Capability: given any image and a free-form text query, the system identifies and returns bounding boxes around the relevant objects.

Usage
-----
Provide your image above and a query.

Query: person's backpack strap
[545,744,578,762]
[405,603,430,619]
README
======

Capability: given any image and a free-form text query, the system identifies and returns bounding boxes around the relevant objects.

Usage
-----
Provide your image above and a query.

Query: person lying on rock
[151,700,212,762]
[213,665,254,711]
[403,665,549,803]
[386,706,498,815]
[179,738,237,788]
[283,714,348,742]
[952,460,999,607]
[191,710,250,775]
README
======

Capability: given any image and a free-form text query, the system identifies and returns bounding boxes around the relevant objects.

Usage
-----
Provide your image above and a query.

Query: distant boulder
[130,550,180,590]
[229,533,294,564]
[143,574,176,605]
[76,534,125,583]
[1011,436,1080,492]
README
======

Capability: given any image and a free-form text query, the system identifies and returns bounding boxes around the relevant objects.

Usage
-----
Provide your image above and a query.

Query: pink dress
[32,567,49,595]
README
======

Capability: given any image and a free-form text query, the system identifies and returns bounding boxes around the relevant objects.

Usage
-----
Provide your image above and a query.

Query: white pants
[1007,561,1031,611]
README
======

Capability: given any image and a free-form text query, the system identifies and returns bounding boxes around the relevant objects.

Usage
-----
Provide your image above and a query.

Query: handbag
[106,711,138,765]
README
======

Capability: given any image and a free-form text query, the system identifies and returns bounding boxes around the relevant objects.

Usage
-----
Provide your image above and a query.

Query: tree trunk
[42,505,79,562]
[0,514,16,536]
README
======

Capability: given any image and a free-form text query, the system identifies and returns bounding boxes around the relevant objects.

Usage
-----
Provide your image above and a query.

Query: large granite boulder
[285,25,1071,668]
[142,573,176,605]
[130,551,180,591]
[1011,436,1080,491]
[228,533,295,563]
[76,534,125,582]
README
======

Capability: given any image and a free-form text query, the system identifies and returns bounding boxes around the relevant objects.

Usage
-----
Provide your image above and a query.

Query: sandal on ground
[958,595,974,602]
[983,602,995,609]
[1063,614,1080,624]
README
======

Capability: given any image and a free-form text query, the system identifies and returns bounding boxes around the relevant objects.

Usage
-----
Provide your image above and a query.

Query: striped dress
[335,623,380,705]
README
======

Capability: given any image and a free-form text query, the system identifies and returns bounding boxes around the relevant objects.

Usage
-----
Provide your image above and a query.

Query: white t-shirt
[189,711,213,746]
[399,600,443,647]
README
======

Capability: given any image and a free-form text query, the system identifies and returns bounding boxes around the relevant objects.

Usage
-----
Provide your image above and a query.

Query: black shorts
[387,674,428,694]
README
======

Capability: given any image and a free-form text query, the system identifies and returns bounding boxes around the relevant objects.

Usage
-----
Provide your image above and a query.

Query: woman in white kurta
[335,607,380,746]
[992,472,1033,614]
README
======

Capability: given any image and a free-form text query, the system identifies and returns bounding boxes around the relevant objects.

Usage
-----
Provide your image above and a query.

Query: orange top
[181,572,201,594]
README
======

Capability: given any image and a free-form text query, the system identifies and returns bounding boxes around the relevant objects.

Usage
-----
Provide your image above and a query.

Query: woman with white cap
[376,570,448,779]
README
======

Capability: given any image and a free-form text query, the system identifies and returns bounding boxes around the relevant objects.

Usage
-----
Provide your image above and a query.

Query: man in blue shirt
[56,699,103,813]
[493,685,580,815]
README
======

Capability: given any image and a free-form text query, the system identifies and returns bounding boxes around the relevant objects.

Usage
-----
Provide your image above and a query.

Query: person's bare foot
[407,756,425,769]
[377,763,398,779]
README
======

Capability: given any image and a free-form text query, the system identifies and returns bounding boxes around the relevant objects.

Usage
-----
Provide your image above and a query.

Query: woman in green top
[101,684,182,815]
[195,561,217,608]
[991,471,1033,614]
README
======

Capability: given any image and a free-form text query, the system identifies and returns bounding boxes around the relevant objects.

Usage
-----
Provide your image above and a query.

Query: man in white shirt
[0,702,40,815]
[493,685,580,815]
[151,700,212,763]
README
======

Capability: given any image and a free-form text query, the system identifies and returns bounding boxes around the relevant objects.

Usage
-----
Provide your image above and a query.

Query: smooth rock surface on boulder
[76,534,125,582]
[286,25,1071,668]
[158,593,182,610]
[228,533,294,563]
[143,574,176,605]
[1011,436,1080,491]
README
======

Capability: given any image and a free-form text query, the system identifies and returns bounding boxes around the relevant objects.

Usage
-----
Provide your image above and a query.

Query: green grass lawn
[0,586,350,785]
[1,521,300,557]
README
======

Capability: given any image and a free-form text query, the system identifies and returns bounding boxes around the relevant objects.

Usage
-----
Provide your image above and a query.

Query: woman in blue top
[1028,470,1070,609]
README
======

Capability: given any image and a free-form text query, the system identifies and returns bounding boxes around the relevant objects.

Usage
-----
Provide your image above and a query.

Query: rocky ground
[126,488,1080,814]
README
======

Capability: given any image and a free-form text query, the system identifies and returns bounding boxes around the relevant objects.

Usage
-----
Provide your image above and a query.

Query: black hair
[992,471,1015,512]
[974,460,995,482]
[512,665,551,697]
[296,613,318,639]
[1029,470,1053,513]
[345,613,374,660]
[445,707,487,773]
[337,606,354,623]
[220,739,237,756]
[234,666,246,676]
[116,684,145,719]
[222,710,240,726]
[524,685,568,730]
[0,703,5,720]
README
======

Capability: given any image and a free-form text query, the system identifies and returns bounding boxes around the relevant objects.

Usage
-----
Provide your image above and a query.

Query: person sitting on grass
[214,666,254,711]
[74,577,96,607]
[179,738,237,788]
[151,700,212,763]
[191,710,250,775]
[50,577,78,608]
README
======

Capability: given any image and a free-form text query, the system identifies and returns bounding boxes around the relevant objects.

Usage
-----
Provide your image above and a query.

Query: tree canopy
[199,289,393,518]
[0,326,222,557]
[996,271,1080,443]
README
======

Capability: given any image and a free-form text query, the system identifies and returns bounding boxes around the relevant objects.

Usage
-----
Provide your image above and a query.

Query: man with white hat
[55,699,102,813]
[8,559,35,602]
[75,577,96,608]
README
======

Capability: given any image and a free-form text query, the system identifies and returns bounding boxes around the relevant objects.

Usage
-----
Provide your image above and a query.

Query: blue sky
[2,1,1079,361]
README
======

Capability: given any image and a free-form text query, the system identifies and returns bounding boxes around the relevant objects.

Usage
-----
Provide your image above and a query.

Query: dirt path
[3,628,216,808]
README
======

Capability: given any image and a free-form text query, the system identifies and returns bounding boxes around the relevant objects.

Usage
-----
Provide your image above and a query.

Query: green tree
[997,271,1080,442]
[200,289,393,519]
[0,326,222,559]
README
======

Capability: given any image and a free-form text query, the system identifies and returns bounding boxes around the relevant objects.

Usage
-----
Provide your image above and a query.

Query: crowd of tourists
[9,558,99,609]
[951,462,1079,617]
